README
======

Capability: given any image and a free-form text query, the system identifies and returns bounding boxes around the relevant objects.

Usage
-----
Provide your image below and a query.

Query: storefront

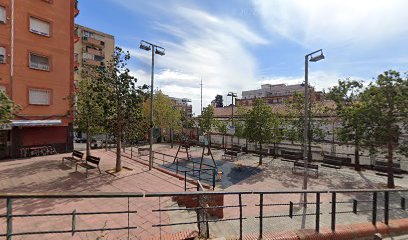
[0,124,12,160]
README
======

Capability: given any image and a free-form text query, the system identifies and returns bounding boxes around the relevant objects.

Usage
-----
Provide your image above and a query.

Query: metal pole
[303,55,309,205]
[231,94,234,126]
[200,78,203,116]
[149,47,155,170]
[7,198,12,240]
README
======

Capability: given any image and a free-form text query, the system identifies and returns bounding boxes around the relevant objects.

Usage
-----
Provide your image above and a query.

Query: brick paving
[0,148,197,240]
[0,144,408,239]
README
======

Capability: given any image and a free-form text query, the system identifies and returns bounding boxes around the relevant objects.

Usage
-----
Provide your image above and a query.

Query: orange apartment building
[0,0,78,158]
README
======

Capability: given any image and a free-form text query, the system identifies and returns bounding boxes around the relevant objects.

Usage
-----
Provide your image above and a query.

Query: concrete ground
[0,143,407,239]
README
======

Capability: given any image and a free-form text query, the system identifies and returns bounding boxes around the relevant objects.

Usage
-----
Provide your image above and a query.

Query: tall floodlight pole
[140,40,165,170]
[303,49,325,205]
[227,92,237,126]
[200,78,203,116]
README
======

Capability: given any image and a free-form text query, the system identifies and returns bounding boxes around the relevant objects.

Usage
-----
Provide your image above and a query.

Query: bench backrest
[282,150,302,156]
[375,161,400,168]
[86,155,100,165]
[73,151,84,159]
[323,155,351,164]
[294,162,318,169]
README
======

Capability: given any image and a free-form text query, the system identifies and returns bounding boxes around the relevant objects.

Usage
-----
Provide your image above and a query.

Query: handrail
[0,188,406,199]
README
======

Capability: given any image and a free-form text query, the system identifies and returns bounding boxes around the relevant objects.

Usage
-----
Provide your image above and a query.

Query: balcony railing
[83,47,104,58]
[82,58,102,66]
[82,36,105,48]
[0,189,407,239]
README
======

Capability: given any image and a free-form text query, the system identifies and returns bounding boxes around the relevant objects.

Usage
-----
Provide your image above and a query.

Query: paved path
[0,149,195,240]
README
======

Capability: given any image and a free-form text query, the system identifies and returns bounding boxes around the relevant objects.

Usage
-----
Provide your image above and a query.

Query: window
[29,89,51,105]
[29,53,50,71]
[0,85,5,92]
[0,6,6,24]
[29,17,50,36]
[0,47,5,64]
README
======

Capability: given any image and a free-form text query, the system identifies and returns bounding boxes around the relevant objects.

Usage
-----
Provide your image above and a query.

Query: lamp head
[155,47,165,56]
[139,42,151,51]
[309,51,325,62]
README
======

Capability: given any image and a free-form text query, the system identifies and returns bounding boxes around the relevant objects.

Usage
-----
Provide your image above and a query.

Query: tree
[327,79,367,171]
[74,65,105,156]
[270,114,284,158]
[97,47,147,172]
[284,92,327,159]
[199,105,215,146]
[0,91,18,124]
[143,91,182,145]
[214,94,223,108]
[361,70,408,188]
[244,99,274,165]
[215,120,228,150]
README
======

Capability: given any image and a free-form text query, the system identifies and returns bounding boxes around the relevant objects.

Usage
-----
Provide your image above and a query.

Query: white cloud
[253,0,408,48]
[118,1,269,115]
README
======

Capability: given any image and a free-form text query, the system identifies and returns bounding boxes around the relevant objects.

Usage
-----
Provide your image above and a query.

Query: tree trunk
[387,141,395,188]
[105,133,108,151]
[86,130,91,156]
[222,135,225,150]
[115,129,122,172]
[273,142,277,159]
[259,142,263,165]
[170,128,174,148]
[245,138,248,153]
[354,141,361,171]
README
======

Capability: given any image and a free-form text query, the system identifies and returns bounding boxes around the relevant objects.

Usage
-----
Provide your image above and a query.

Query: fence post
[331,192,336,232]
[384,191,389,225]
[184,172,187,191]
[176,158,179,174]
[315,193,320,232]
[372,192,377,226]
[72,210,76,236]
[259,193,263,239]
[239,194,243,240]
[6,198,12,240]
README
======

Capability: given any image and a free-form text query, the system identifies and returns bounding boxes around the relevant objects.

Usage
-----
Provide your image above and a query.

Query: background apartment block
[74,24,114,80]
[0,0,78,158]
[236,83,322,107]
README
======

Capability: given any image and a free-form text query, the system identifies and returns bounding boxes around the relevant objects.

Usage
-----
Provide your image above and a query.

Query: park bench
[322,155,352,169]
[292,161,319,178]
[138,147,149,156]
[222,150,242,161]
[374,161,403,175]
[75,155,101,178]
[281,150,303,162]
[232,145,244,152]
[62,150,84,165]
[211,143,222,149]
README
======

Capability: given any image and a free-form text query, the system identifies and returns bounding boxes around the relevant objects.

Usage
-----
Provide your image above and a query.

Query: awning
[11,120,62,127]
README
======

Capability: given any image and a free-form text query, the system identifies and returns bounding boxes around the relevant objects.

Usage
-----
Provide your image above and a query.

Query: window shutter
[0,6,6,23]
[30,54,49,70]
[0,47,5,63]
[30,17,50,36]
[29,89,50,105]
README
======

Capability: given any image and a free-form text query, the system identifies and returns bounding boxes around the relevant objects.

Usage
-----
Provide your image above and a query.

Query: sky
[76,0,408,115]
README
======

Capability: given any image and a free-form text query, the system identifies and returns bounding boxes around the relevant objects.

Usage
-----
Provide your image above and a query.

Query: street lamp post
[227,92,237,126]
[140,40,165,170]
[303,49,325,204]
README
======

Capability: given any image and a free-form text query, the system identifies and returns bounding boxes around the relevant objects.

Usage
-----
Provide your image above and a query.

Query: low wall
[172,194,224,218]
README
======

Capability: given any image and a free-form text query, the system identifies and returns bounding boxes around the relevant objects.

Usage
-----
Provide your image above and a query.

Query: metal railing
[126,148,217,191]
[1,189,407,239]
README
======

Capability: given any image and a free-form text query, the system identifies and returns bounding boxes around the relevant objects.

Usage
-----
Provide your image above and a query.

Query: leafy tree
[74,65,104,156]
[199,105,215,146]
[327,79,367,171]
[214,94,223,108]
[143,91,182,145]
[97,47,147,172]
[284,92,327,160]
[215,120,228,150]
[361,70,408,188]
[244,99,274,165]
[0,91,18,124]
[270,114,284,158]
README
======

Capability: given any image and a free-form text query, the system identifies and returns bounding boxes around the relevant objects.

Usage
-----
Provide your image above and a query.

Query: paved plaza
[0,144,407,239]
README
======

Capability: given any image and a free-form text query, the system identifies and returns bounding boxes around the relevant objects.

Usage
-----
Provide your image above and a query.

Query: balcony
[82,58,102,66]
[82,36,105,48]
[84,47,104,58]
[74,0,79,17]
[74,27,80,43]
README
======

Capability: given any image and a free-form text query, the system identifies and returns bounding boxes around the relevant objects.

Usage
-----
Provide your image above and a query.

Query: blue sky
[76,0,408,115]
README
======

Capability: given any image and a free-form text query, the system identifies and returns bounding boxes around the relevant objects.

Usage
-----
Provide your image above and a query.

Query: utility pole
[200,78,203,116]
